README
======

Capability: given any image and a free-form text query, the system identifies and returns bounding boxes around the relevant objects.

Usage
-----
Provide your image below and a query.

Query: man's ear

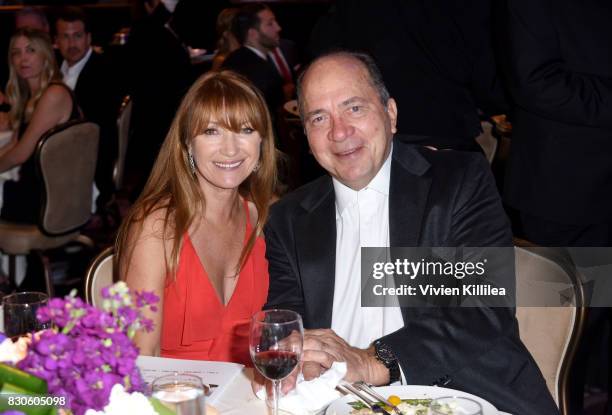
[386,98,398,134]
[246,27,259,44]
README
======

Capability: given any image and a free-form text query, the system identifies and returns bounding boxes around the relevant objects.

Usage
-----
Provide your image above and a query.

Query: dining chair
[113,95,132,191]
[84,246,115,308]
[0,120,99,296]
[514,238,586,414]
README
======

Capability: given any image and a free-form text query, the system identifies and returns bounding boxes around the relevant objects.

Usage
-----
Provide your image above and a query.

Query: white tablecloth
[214,368,268,414]
[212,368,513,415]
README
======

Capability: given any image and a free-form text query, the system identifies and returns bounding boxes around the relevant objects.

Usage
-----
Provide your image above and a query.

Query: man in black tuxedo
[263,51,557,414]
[55,7,120,213]
[309,0,508,152]
[222,3,284,114]
[503,0,612,246]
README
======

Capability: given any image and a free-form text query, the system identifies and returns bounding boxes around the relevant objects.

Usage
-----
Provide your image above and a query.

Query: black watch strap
[373,339,400,384]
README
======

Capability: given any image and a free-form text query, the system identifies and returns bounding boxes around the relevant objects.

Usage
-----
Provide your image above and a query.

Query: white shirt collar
[60,47,92,84]
[245,45,268,61]
[333,143,393,217]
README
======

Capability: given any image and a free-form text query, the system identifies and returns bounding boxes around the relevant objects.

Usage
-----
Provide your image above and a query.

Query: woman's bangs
[190,78,267,138]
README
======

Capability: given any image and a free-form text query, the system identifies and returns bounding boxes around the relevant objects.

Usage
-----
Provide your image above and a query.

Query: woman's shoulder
[134,203,174,241]
[38,83,72,107]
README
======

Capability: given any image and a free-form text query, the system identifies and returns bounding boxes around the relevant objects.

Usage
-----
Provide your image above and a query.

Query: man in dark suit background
[222,3,284,114]
[502,0,612,411]
[55,7,121,214]
[125,0,193,198]
[309,0,508,152]
[263,51,557,414]
[503,0,612,247]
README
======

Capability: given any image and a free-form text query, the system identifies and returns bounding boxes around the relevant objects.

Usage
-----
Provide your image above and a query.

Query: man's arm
[382,154,515,383]
[506,0,612,128]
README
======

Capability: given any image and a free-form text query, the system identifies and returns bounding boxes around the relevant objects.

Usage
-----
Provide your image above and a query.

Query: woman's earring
[188,149,196,175]
[253,161,261,173]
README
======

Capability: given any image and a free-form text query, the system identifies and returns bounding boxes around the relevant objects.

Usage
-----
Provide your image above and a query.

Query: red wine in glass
[253,350,299,380]
[250,309,303,415]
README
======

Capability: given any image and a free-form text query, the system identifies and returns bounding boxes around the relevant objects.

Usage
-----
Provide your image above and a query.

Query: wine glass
[250,309,303,415]
[2,292,49,338]
[430,396,483,415]
[151,373,206,415]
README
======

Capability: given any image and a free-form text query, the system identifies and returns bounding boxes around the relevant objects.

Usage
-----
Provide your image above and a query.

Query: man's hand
[302,329,390,385]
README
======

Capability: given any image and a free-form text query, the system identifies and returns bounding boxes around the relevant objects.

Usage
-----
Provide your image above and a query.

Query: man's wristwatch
[373,339,400,384]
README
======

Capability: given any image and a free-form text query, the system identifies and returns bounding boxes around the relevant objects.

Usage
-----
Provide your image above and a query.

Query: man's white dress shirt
[60,47,92,90]
[331,147,404,350]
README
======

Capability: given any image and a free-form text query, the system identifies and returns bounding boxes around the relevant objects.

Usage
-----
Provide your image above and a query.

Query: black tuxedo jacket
[502,0,612,225]
[222,47,284,113]
[264,139,558,414]
[69,51,121,205]
[72,52,119,128]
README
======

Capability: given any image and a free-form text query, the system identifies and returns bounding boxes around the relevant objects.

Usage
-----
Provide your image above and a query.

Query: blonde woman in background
[116,71,276,365]
[0,28,80,223]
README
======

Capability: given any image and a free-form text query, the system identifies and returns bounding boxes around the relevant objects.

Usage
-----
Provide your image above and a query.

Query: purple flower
[16,284,159,415]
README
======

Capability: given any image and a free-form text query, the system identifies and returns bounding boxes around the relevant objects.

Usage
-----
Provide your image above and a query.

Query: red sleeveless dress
[160,202,269,366]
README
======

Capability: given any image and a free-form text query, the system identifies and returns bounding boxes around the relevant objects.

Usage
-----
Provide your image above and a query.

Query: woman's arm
[0,84,72,173]
[120,209,169,356]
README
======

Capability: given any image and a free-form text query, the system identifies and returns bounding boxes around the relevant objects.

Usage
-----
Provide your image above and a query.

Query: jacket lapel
[293,176,337,329]
[389,140,432,247]
[389,140,432,323]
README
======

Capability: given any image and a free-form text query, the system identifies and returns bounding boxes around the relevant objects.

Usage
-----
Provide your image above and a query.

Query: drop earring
[188,149,196,175]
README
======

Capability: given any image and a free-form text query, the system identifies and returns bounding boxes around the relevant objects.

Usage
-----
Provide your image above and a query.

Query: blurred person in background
[14,7,50,33]
[55,7,121,223]
[117,71,276,365]
[0,29,81,223]
[223,3,284,115]
[1,7,50,92]
[125,0,193,199]
[502,0,612,412]
[309,0,508,152]
[211,8,240,71]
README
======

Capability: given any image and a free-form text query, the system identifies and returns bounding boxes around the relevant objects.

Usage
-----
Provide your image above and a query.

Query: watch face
[376,342,396,363]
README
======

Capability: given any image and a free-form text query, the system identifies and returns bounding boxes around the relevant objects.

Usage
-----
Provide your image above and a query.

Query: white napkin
[256,361,347,415]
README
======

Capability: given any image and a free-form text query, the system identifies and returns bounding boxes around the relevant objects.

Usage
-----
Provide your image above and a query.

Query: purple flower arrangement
[15,283,159,415]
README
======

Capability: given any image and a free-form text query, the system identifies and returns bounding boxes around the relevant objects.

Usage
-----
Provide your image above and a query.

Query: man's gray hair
[296,51,391,120]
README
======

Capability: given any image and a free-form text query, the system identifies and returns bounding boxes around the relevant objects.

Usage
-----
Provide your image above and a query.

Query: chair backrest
[514,241,586,414]
[84,246,115,308]
[114,96,132,190]
[36,120,100,236]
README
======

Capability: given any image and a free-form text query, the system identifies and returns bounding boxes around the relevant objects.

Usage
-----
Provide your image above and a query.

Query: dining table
[212,367,514,415]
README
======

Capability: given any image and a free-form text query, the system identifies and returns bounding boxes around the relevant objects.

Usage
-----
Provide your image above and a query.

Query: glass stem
[272,379,280,415]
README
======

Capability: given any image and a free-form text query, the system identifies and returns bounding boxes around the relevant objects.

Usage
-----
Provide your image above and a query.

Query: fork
[337,383,392,415]
[353,381,405,415]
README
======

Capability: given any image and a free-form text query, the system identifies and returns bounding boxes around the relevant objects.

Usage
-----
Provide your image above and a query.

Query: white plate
[325,385,498,415]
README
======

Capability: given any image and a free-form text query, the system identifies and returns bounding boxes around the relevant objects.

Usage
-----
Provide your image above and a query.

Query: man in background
[56,7,120,218]
[223,3,285,114]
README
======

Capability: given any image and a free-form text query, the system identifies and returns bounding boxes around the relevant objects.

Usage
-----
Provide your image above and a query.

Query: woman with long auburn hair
[0,28,81,222]
[116,70,277,365]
